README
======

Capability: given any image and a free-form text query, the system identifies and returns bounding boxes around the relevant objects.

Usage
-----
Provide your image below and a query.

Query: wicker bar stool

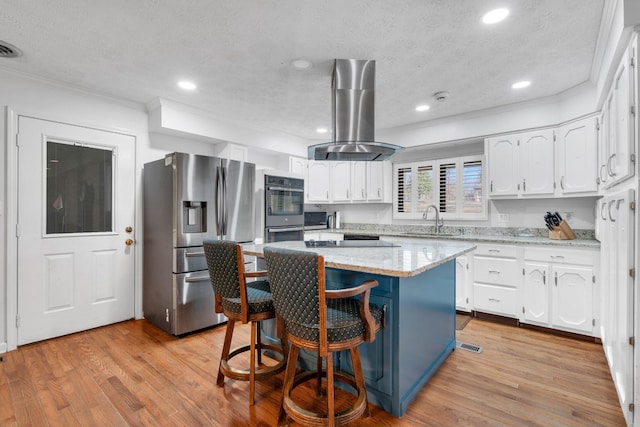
[263,246,385,426]
[203,240,287,405]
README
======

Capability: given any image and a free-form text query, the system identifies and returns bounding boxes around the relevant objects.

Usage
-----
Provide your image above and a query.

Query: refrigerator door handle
[215,167,223,235]
[222,166,228,236]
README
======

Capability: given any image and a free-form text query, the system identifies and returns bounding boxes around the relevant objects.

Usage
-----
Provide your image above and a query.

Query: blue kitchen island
[242,238,475,417]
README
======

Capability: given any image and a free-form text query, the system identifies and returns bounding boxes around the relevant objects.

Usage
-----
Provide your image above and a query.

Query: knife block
[549,220,576,240]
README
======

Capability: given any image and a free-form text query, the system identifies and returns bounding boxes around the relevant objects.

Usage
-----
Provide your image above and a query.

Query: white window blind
[393,154,486,220]
[439,163,456,214]
[396,166,412,213]
[417,165,434,213]
[463,160,483,213]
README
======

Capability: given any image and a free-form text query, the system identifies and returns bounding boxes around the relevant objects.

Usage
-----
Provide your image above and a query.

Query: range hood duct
[308,59,403,161]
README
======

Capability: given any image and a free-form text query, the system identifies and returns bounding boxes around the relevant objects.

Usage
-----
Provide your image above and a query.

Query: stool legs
[217,320,235,386]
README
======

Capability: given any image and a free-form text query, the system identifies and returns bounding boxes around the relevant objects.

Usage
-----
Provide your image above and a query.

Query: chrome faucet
[422,204,444,234]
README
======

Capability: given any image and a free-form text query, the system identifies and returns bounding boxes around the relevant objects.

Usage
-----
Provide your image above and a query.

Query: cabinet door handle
[543,270,546,285]
[608,200,617,222]
[550,255,565,259]
[607,153,617,177]
[488,270,501,274]
[377,188,381,197]
[347,189,349,199]
[560,176,565,190]
[523,179,526,192]
[488,298,501,303]
[555,272,558,286]
[488,249,500,253]
[362,189,365,198]
[599,164,607,183]
[490,181,494,192]
[601,202,607,220]
[326,190,329,199]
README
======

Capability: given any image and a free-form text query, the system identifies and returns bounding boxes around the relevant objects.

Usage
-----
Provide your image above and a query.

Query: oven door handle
[267,226,305,233]
[267,185,304,192]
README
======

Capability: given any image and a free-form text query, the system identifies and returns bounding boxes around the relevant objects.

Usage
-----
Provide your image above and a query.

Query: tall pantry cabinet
[597,33,637,427]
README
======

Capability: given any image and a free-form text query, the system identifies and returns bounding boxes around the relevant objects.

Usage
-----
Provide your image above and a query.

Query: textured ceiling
[0,0,604,142]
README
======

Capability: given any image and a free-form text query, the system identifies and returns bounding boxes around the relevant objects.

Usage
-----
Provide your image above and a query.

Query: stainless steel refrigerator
[143,152,255,335]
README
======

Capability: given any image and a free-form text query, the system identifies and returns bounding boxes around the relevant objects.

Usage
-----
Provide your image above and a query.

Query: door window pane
[46,141,114,234]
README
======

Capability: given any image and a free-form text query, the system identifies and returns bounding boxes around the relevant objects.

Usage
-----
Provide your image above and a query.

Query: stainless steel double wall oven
[264,174,304,242]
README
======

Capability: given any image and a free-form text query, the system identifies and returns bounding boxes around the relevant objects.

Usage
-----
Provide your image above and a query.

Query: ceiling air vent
[0,41,22,58]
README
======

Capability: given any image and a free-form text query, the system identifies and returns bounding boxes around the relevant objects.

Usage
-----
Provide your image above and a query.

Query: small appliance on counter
[304,211,327,230]
[327,211,341,229]
[543,211,576,240]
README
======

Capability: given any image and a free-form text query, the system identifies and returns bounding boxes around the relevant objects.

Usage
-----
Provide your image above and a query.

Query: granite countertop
[311,226,600,249]
[242,239,476,278]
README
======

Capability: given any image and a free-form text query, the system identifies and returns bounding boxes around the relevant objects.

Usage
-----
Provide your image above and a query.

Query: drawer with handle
[524,247,596,265]
[474,256,520,287]
[474,243,518,258]
[473,283,518,317]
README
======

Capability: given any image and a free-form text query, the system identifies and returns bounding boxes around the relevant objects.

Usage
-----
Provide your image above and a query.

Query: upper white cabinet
[305,160,392,204]
[289,156,307,177]
[306,161,331,202]
[487,129,555,198]
[330,161,352,202]
[600,35,636,190]
[556,116,598,195]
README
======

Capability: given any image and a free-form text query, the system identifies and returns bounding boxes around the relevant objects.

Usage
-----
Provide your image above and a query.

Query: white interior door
[17,116,136,345]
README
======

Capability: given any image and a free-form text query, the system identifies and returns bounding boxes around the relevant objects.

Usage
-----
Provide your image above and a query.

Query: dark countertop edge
[316,229,600,249]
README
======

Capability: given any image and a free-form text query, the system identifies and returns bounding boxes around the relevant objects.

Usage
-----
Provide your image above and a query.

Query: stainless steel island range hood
[308,59,403,161]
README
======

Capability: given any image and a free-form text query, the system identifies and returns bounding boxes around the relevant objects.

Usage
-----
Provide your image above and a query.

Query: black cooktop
[304,240,399,248]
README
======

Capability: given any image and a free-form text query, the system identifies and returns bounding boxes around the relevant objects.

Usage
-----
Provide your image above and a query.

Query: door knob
[125,239,134,246]
[125,226,133,233]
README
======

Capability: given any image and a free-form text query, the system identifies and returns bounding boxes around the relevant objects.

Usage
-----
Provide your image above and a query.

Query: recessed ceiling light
[482,8,509,24]
[416,105,430,112]
[177,80,197,90]
[316,127,328,134]
[291,59,313,70]
[512,80,531,89]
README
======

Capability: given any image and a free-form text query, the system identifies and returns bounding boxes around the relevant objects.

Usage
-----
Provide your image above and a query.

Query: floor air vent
[456,341,483,353]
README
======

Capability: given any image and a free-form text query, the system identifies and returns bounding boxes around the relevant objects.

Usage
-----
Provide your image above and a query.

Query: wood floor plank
[0,317,626,426]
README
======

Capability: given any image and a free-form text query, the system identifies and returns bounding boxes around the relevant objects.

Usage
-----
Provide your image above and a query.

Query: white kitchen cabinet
[306,161,331,202]
[351,161,368,202]
[304,231,343,241]
[522,246,597,336]
[555,116,598,195]
[331,161,351,202]
[306,160,391,204]
[551,265,594,333]
[216,142,248,162]
[472,243,521,317]
[486,134,519,197]
[599,188,634,425]
[602,36,636,189]
[596,111,609,191]
[523,262,550,325]
[289,156,307,177]
[366,162,391,202]
[455,255,472,312]
[486,129,554,198]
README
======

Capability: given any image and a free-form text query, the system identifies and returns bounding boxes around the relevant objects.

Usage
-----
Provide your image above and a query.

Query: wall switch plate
[498,213,509,223]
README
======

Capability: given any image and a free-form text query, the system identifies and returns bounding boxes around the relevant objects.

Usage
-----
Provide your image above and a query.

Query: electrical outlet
[498,213,509,223]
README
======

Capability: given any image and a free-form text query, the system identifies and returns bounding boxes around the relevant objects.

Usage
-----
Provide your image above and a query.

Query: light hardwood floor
[0,317,626,426]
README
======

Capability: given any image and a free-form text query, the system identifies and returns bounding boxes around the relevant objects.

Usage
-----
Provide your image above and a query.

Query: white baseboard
[0,342,6,354]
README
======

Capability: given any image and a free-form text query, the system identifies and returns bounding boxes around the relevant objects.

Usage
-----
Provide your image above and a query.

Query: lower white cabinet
[472,244,521,318]
[521,247,597,335]
[455,255,472,312]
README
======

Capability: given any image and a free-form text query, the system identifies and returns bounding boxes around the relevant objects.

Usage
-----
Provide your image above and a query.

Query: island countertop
[242,239,475,278]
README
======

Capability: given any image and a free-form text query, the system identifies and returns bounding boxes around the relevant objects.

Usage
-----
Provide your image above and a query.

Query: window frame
[393,154,487,220]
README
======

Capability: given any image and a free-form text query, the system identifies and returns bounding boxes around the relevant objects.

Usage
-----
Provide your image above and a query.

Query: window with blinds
[463,160,483,213]
[394,154,485,220]
[396,166,412,213]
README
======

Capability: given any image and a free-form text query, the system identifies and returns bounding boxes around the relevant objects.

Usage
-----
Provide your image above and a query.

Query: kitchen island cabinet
[243,239,475,417]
